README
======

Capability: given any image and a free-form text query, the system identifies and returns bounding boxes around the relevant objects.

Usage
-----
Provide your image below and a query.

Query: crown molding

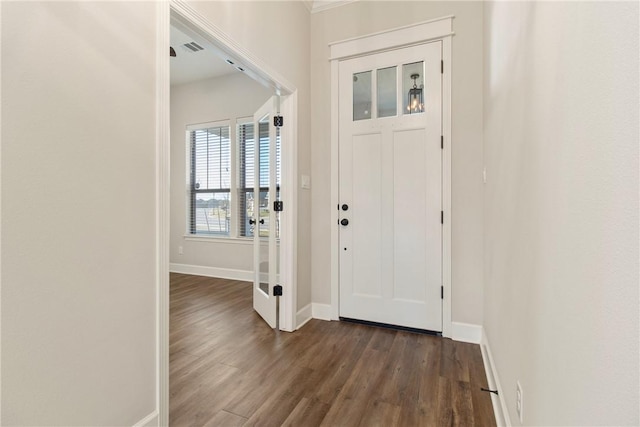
[311,0,358,14]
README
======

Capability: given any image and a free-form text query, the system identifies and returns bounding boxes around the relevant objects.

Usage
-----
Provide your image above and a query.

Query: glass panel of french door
[257,120,270,294]
[252,96,279,328]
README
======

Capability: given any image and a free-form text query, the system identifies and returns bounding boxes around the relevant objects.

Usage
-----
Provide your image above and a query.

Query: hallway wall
[1,2,157,424]
[482,2,639,425]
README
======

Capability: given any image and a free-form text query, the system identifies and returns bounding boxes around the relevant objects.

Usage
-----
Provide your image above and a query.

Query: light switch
[301,175,311,189]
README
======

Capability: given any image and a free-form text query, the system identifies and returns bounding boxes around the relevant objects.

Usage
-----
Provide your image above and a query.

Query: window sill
[183,235,250,245]
[182,235,279,245]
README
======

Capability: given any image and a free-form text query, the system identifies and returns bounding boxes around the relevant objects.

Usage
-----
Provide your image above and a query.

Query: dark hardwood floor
[170,273,496,426]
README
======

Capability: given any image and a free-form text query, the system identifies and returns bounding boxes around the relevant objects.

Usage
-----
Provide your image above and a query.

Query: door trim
[329,15,454,61]
[329,17,453,338]
[157,1,299,425]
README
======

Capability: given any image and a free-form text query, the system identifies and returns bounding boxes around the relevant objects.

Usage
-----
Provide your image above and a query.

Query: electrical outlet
[516,381,523,423]
[178,246,183,255]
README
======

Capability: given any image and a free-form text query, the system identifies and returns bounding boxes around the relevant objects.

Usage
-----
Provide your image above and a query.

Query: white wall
[170,73,272,275]
[1,2,157,424]
[187,1,312,312]
[310,1,485,325]
[483,2,639,425]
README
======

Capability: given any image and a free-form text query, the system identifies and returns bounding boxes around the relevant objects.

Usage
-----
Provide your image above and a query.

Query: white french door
[252,96,280,328]
[339,42,443,331]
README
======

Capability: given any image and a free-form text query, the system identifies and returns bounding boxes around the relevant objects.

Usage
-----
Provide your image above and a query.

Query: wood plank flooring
[170,273,496,426]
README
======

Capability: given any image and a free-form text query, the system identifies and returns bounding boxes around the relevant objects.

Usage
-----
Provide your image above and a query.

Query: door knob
[340,218,349,226]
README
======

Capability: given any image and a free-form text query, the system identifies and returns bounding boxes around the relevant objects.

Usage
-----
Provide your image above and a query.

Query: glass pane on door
[377,66,397,118]
[258,242,269,295]
[257,121,268,237]
[403,61,425,114]
[256,116,270,296]
[353,70,372,121]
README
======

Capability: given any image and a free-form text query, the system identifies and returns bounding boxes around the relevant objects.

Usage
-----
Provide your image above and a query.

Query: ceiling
[170,25,236,86]
[170,0,357,86]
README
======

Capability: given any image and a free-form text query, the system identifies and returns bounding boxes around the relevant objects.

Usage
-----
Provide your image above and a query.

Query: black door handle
[340,218,349,226]
[249,218,265,225]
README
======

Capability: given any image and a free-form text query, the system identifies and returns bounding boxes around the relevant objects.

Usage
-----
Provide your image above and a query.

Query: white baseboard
[312,303,332,321]
[296,303,312,329]
[451,321,483,344]
[170,263,252,282]
[133,410,158,427]
[481,331,511,427]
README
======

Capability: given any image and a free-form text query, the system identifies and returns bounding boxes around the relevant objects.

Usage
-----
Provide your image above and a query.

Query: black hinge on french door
[441,135,444,149]
[441,286,444,299]
[441,60,444,74]
[441,211,444,224]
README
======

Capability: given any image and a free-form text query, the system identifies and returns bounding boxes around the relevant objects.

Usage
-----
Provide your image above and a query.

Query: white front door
[252,96,280,328]
[339,42,443,331]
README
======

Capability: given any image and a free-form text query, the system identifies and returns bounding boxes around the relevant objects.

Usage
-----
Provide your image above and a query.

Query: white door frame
[156,1,298,425]
[329,16,454,338]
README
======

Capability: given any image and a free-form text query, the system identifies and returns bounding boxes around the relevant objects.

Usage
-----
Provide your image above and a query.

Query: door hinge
[274,201,283,212]
[441,135,444,149]
[441,286,444,299]
[441,60,444,74]
[274,285,283,296]
[441,211,444,224]
[274,115,284,128]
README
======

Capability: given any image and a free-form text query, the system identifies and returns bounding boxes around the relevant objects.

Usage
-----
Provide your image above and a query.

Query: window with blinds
[186,117,279,239]
[189,124,231,236]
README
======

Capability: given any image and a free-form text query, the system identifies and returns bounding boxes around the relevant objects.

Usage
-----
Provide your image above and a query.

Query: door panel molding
[330,16,453,337]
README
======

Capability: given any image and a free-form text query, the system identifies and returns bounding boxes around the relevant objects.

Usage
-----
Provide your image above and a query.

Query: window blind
[189,125,231,236]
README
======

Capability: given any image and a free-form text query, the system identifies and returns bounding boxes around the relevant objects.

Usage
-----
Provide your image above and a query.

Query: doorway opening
[157,1,298,424]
